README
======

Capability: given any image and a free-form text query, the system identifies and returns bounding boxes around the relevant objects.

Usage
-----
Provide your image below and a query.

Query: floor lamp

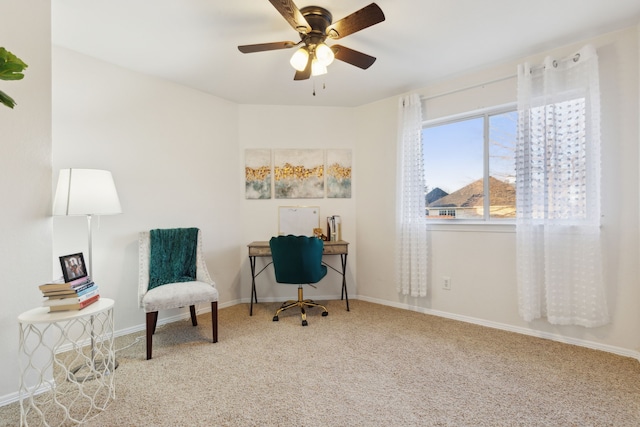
[53,168,122,380]
[53,168,122,278]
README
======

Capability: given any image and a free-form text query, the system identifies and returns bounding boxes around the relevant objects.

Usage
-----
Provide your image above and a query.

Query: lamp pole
[87,214,93,278]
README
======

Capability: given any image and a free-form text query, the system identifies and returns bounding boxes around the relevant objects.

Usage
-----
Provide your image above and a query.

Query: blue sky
[422,112,516,194]
[423,117,483,193]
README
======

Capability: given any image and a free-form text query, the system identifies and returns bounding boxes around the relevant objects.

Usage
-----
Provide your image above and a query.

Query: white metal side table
[18,298,116,426]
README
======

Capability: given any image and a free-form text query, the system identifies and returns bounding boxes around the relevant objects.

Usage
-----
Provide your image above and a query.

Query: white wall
[238,105,357,304]
[52,47,242,334]
[0,0,52,402]
[355,26,640,357]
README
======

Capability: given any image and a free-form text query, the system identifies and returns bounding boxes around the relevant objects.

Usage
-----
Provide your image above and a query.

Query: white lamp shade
[53,169,122,216]
[311,59,327,77]
[290,47,309,71]
[315,43,335,66]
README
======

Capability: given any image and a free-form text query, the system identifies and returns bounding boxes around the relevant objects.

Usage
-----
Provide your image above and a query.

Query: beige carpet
[2,299,639,426]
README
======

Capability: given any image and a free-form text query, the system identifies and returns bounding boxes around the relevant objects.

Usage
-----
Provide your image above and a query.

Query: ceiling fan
[238,1,385,81]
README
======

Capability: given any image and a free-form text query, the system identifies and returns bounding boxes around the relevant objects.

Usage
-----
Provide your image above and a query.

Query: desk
[247,240,350,315]
[18,298,116,426]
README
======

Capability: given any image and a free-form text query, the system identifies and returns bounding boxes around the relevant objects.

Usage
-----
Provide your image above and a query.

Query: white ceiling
[52,0,640,108]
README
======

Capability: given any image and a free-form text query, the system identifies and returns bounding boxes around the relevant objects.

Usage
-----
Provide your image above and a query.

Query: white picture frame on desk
[278,206,320,236]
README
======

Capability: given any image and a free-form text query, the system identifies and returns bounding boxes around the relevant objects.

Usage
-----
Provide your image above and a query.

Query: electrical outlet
[443,276,451,290]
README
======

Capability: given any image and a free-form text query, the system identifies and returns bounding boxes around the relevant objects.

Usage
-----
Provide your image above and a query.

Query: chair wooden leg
[189,305,198,326]
[146,311,158,360]
[149,310,159,334]
[211,301,218,343]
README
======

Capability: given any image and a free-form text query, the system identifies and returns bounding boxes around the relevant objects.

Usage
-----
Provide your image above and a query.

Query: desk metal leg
[249,256,258,316]
[248,257,273,316]
[322,254,350,312]
[340,254,350,311]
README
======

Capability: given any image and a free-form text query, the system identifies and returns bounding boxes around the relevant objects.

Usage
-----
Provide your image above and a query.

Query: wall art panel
[245,149,271,199]
[274,149,324,199]
[326,149,352,198]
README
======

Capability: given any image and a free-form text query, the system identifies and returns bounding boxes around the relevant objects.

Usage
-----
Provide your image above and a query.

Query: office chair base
[273,287,328,326]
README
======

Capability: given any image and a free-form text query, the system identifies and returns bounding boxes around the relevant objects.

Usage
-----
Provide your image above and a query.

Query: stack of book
[39,276,100,312]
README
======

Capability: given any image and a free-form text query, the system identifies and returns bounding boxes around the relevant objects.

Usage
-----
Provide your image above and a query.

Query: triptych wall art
[245,149,352,199]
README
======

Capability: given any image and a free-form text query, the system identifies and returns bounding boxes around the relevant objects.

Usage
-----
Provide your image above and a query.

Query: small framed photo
[59,253,88,282]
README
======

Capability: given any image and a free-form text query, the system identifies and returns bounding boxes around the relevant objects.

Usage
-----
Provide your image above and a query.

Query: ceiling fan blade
[331,45,377,69]
[238,41,298,54]
[269,0,311,34]
[293,56,312,80]
[326,3,385,40]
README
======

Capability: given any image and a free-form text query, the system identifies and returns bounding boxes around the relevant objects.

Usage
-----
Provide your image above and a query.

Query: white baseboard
[113,299,240,340]
[356,295,640,362]
[0,392,20,407]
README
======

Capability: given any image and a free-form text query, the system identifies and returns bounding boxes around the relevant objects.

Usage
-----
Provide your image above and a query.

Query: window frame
[423,102,517,225]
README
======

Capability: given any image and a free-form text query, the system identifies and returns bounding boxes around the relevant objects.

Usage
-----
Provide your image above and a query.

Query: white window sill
[427,220,515,233]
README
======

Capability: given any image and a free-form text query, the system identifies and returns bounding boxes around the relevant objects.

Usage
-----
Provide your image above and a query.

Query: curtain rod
[419,51,584,102]
[530,52,582,72]
[421,74,516,102]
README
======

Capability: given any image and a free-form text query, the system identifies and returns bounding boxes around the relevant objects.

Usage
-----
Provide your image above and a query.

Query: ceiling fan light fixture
[238,1,385,81]
[290,47,309,71]
[315,43,335,66]
[311,58,327,77]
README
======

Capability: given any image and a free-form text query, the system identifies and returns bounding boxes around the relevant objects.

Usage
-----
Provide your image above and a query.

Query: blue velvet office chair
[269,235,328,326]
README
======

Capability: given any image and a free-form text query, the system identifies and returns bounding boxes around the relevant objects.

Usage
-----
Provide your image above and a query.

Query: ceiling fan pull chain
[311,80,327,96]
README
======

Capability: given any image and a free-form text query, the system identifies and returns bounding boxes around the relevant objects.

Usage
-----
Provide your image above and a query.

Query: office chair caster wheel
[302,320,308,326]
[273,316,279,322]
[322,311,328,317]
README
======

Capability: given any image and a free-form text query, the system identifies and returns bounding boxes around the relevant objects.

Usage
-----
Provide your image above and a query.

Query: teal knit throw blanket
[149,228,199,290]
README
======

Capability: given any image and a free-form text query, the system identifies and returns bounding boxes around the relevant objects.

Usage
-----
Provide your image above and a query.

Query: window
[423,107,517,221]
[439,209,456,218]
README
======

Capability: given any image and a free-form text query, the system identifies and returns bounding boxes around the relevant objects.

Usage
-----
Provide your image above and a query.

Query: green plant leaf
[0,89,16,109]
[0,47,28,81]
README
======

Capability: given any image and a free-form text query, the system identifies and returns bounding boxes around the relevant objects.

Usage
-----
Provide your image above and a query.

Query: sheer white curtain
[516,45,608,327]
[396,94,428,296]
